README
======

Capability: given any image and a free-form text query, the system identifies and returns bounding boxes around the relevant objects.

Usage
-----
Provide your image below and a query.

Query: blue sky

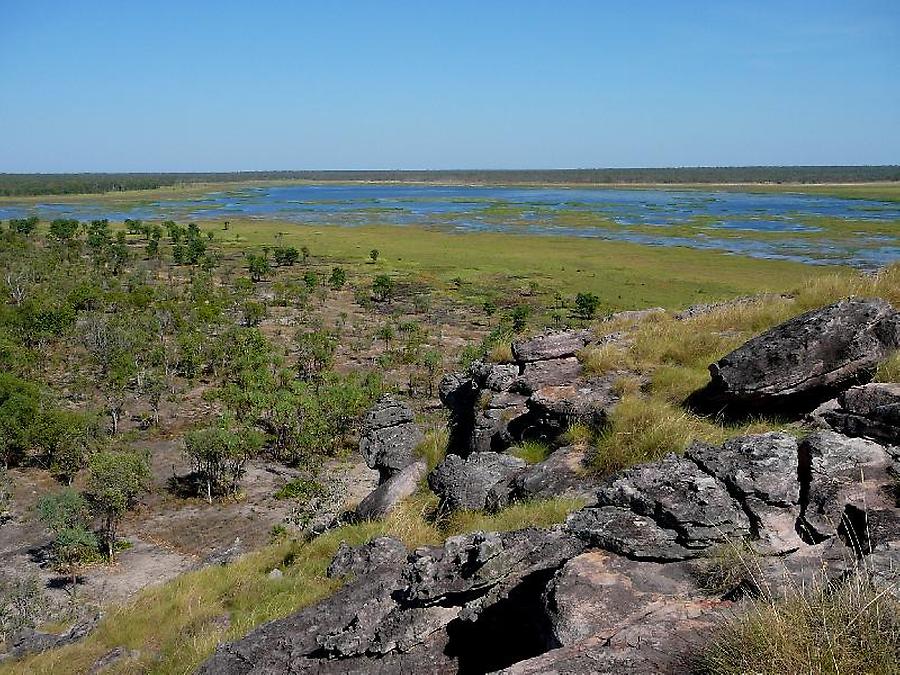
[1,1,898,171]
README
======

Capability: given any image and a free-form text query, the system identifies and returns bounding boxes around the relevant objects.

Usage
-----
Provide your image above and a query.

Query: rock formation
[691,298,900,414]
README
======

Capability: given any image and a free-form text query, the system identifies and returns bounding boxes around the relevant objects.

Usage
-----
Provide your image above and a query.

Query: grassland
[218,218,843,313]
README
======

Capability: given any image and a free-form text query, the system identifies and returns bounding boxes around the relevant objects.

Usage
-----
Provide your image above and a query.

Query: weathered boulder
[488,445,599,511]
[359,395,424,483]
[526,380,618,436]
[822,382,900,445]
[596,453,751,550]
[355,460,427,521]
[686,433,804,553]
[327,537,408,579]
[428,452,526,511]
[799,430,897,548]
[565,505,694,561]
[692,298,900,414]
[498,597,725,674]
[511,329,593,363]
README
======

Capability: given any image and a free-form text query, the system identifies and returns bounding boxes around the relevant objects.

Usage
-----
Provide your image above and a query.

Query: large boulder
[822,382,900,445]
[565,505,694,561]
[428,452,526,511]
[596,453,751,550]
[359,396,424,483]
[692,298,900,414]
[354,461,427,521]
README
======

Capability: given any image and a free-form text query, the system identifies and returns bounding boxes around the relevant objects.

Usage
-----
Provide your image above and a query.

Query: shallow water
[1,184,898,268]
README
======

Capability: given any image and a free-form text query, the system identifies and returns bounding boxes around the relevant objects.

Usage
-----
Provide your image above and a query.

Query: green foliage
[8,216,38,236]
[272,246,300,267]
[329,266,347,289]
[509,440,552,464]
[245,252,273,282]
[574,291,601,319]
[37,489,99,584]
[87,450,152,561]
[510,304,531,332]
[294,330,337,381]
[184,424,264,501]
[372,274,395,302]
[48,218,80,242]
[274,477,324,501]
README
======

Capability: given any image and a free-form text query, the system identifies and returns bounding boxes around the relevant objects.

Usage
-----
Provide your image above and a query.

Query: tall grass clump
[696,572,900,675]
[509,440,552,464]
[590,395,724,475]
[875,350,900,383]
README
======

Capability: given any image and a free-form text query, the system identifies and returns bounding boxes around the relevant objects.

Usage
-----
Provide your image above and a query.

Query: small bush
[274,478,325,501]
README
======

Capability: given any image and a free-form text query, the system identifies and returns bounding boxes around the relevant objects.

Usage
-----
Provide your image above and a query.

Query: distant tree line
[1,166,898,196]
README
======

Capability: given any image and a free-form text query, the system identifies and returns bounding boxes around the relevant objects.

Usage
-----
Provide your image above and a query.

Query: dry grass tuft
[697,570,900,675]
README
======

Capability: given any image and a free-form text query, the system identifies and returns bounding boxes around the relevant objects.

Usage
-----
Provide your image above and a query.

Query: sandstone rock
[488,445,599,511]
[565,505,694,561]
[511,329,593,363]
[687,433,804,552]
[355,460,427,520]
[543,550,704,646]
[359,395,424,483]
[822,382,900,445]
[497,597,725,674]
[799,430,896,547]
[693,298,900,414]
[327,537,407,579]
[428,453,526,511]
[401,528,584,609]
[514,357,582,395]
[527,380,617,435]
[596,453,751,550]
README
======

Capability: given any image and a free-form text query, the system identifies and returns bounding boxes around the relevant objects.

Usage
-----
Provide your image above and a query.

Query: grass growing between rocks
[696,573,900,675]
[509,440,553,464]
[1,492,581,675]
[580,264,900,475]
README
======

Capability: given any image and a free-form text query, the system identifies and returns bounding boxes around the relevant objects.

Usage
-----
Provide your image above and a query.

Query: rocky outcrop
[511,329,593,363]
[686,433,804,553]
[821,382,900,445]
[359,396,424,483]
[428,453,526,511]
[439,329,621,457]
[355,461,427,521]
[202,423,900,674]
[201,530,585,674]
[596,453,751,550]
[691,298,900,414]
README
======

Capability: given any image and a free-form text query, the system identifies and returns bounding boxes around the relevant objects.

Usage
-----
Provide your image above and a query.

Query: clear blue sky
[1,1,898,172]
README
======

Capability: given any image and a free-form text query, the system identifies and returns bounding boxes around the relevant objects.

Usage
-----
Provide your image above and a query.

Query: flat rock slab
[511,329,593,363]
